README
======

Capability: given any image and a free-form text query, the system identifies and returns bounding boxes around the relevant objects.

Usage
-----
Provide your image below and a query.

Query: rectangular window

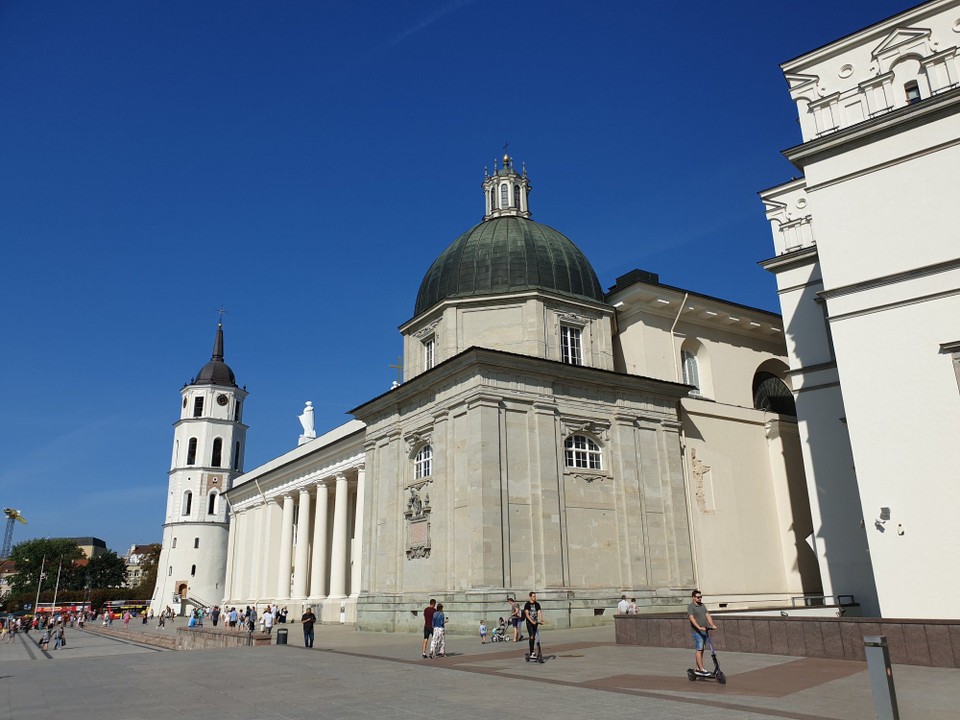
[194,538,199,549]
[234,401,242,422]
[193,396,204,417]
[423,337,436,370]
[560,325,583,365]
[905,81,921,105]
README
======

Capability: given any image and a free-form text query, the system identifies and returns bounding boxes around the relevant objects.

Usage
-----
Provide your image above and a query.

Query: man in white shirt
[262,608,274,634]
[617,595,630,614]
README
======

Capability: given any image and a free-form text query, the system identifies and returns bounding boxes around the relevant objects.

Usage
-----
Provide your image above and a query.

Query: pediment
[785,72,818,91]
[871,26,930,57]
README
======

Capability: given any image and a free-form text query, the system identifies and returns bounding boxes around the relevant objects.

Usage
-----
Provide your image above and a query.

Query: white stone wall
[761,0,960,618]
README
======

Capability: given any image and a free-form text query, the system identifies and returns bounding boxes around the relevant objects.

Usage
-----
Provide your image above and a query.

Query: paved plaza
[1,621,958,719]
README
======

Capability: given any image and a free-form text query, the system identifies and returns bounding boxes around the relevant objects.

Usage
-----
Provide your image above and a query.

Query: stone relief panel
[404,486,431,560]
[691,448,714,513]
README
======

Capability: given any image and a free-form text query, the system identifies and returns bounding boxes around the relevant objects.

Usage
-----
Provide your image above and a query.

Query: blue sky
[0,0,910,555]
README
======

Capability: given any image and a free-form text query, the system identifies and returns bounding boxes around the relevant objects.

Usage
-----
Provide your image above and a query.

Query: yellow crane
[2,508,27,558]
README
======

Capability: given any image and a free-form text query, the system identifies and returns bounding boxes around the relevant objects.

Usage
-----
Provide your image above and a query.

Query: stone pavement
[2,620,958,719]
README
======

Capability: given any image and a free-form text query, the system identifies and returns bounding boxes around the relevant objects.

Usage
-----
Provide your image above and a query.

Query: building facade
[223,156,815,629]
[760,0,960,618]
[150,324,248,614]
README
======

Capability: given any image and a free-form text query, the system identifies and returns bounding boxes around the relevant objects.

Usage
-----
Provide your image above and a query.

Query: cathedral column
[258,499,280,600]
[276,494,295,599]
[223,505,239,600]
[249,504,265,600]
[292,487,312,599]
[350,466,365,596]
[328,474,349,598]
[310,482,329,599]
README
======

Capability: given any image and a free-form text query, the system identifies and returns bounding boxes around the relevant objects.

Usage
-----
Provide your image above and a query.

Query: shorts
[692,630,706,650]
[423,627,433,639]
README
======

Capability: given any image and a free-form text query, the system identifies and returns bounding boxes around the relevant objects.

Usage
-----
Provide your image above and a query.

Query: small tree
[7,538,84,596]
[86,551,129,589]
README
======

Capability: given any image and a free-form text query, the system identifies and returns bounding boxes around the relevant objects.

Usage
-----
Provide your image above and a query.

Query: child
[479,619,487,644]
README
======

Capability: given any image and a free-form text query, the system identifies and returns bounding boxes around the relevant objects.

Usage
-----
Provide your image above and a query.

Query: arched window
[172,537,177,549]
[211,438,222,467]
[490,187,496,212]
[182,490,193,516]
[191,564,196,577]
[207,491,218,515]
[564,434,602,470]
[500,183,509,208]
[514,184,521,208]
[753,371,797,416]
[233,441,241,470]
[186,438,197,466]
[234,401,242,422]
[415,444,433,479]
[681,350,700,395]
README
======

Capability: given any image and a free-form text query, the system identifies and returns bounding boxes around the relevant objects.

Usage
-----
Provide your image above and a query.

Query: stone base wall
[85,625,273,650]
[615,613,960,668]
[357,589,690,634]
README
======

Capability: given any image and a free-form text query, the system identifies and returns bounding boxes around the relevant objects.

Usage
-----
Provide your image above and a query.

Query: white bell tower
[150,322,248,615]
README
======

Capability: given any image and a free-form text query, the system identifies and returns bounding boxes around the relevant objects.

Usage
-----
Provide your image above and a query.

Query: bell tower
[150,323,249,615]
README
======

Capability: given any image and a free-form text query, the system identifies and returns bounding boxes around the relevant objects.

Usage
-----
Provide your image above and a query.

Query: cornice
[783,87,960,169]
[758,245,819,272]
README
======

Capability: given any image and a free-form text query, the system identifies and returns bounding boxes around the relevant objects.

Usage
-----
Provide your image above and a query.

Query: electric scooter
[524,625,545,664]
[686,629,726,684]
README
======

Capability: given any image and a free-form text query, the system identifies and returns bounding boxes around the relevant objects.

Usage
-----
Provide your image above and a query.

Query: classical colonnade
[223,464,364,614]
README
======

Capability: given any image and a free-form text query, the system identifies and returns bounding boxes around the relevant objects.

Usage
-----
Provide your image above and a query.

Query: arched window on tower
[233,441,241,470]
[415,444,433,479]
[514,184,521,208]
[564,434,602,469]
[208,491,218,515]
[186,438,197,466]
[234,401,242,422]
[182,490,193,516]
[500,183,509,209]
[681,350,700,395]
[211,438,223,467]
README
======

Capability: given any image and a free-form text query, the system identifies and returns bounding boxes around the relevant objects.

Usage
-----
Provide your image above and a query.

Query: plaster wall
[681,400,818,601]
[829,293,960,618]
[806,116,960,289]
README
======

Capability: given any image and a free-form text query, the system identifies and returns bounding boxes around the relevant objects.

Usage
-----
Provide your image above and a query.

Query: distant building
[760,0,960,617]
[0,559,15,598]
[123,544,158,589]
[64,537,108,559]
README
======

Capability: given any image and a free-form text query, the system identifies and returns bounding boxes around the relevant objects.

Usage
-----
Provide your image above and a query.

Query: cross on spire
[216,305,227,325]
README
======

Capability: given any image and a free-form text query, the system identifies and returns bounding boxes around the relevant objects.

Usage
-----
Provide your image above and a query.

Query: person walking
[523,591,543,660]
[687,589,717,675]
[421,598,436,658]
[262,607,274,635]
[301,607,317,648]
[428,603,446,658]
[508,596,522,642]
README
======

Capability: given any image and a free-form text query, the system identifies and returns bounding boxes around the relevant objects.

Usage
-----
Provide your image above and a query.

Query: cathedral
[197,155,815,630]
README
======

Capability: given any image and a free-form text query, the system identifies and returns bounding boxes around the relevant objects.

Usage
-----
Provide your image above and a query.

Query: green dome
[415,216,605,316]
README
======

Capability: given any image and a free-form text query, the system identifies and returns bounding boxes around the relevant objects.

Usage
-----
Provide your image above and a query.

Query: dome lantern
[483,153,532,221]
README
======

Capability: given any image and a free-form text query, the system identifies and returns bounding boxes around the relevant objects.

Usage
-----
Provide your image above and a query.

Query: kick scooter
[686,629,726,684]
[524,624,545,664]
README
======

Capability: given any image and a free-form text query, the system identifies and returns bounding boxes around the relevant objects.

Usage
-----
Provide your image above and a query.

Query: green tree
[86,550,129,589]
[7,538,84,596]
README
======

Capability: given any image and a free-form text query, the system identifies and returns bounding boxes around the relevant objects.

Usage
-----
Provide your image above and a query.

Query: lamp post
[33,554,46,620]
[50,557,63,620]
